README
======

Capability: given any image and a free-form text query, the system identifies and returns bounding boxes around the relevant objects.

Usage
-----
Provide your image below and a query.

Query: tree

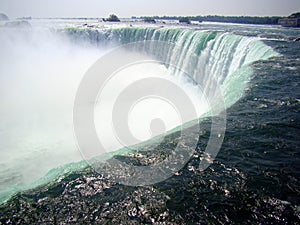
[143,17,156,23]
[105,14,120,22]
[289,12,300,18]
[179,17,191,24]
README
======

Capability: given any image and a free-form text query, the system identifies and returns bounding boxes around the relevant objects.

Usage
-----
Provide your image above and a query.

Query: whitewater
[0,21,279,204]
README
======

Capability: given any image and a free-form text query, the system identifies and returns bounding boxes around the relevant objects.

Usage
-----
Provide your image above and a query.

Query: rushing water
[0,20,299,224]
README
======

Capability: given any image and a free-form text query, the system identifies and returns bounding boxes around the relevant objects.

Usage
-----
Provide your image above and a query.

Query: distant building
[278,12,300,27]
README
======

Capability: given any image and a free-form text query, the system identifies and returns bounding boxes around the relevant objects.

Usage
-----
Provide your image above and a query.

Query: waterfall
[66,27,279,108]
[0,25,279,204]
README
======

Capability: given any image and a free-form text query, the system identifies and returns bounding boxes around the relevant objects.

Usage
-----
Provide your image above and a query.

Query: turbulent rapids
[0,25,279,204]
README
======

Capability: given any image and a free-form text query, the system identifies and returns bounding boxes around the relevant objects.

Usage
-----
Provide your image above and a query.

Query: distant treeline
[137,15,283,25]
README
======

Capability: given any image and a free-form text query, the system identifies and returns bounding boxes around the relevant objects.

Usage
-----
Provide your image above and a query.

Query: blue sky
[1,0,300,18]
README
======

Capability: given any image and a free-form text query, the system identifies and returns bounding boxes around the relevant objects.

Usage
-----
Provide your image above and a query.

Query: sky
[1,0,300,18]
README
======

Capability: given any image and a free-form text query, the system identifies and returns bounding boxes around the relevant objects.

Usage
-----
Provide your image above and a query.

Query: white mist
[0,28,206,197]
